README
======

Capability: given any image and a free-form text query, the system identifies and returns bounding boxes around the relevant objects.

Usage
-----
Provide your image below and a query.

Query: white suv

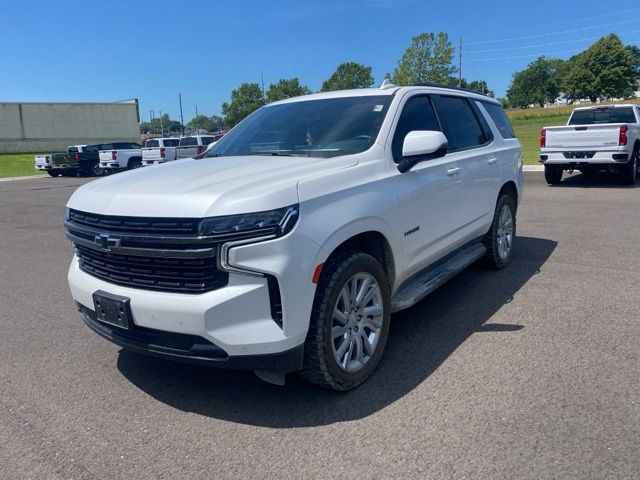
[65,84,523,390]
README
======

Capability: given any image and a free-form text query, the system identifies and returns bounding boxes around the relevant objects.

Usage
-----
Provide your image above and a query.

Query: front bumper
[77,302,303,371]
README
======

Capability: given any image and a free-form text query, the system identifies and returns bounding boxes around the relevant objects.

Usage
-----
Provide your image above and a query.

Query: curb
[0,174,48,183]
[523,165,544,172]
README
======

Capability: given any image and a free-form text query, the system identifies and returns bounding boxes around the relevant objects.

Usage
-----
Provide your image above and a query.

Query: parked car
[34,153,59,176]
[175,134,222,159]
[540,104,640,185]
[142,138,181,167]
[98,142,143,173]
[64,84,523,390]
[51,145,103,177]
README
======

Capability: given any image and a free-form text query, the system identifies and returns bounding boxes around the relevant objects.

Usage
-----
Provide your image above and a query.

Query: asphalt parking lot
[1,171,639,479]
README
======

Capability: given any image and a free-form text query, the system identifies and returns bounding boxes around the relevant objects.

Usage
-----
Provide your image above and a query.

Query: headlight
[198,205,299,238]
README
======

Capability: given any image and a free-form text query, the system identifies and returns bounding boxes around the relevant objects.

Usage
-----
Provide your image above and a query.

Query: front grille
[76,245,227,294]
[67,209,228,294]
[69,209,199,235]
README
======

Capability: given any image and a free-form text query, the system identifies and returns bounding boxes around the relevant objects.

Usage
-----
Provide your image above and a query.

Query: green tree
[266,78,311,103]
[221,82,265,128]
[563,34,636,101]
[391,32,456,85]
[507,57,565,108]
[320,62,375,91]
[624,44,640,76]
[187,114,214,132]
[461,79,494,97]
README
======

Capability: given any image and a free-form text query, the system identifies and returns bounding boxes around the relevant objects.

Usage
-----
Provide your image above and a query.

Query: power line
[466,19,636,46]
[466,30,640,54]
[466,40,640,63]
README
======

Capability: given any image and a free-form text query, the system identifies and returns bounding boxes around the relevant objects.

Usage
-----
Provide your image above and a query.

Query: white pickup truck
[65,84,523,390]
[34,153,58,176]
[142,138,181,166]
[540,104,640,185]
[175,134,222,159]
[99,142,143,173]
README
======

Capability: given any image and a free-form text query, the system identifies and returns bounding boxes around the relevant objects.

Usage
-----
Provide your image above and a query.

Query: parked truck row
[35,134,224,177]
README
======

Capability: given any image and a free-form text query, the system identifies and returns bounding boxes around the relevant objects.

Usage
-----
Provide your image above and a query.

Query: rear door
[431,95,498,241]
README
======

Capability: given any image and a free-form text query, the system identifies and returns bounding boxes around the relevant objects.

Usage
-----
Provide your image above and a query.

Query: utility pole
[195,105,198,116]
[159,110,163,136]
[458,37,462,88]
[178,92,184,135]
[261,72,265,100]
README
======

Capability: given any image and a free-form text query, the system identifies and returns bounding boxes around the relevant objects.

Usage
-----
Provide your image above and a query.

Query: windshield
[206,95,393,158]
[569,107,636,125]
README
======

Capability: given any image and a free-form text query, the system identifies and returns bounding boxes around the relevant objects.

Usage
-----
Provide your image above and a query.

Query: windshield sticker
[373,105,384,112]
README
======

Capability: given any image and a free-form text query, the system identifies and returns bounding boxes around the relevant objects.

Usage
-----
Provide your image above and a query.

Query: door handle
[446,167,461,176]
[488,157,497,165]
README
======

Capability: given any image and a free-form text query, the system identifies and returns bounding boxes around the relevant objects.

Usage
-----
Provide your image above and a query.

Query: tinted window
[482,102,516,138]
[145,140,159,148]
[569,107,636,125]
[180,137,198,146]
[208,95,392,159]
[163,139,180,147]
[67,146,79,153]
[432,96,487,151]
[201,136,216,145]
[392,96,440,163]
[130,143,141,149]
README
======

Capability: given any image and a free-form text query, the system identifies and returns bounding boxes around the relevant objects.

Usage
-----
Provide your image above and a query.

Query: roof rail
[413,82,487,96]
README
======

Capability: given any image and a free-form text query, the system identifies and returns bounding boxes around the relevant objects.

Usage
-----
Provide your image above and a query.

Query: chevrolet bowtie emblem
[94,233,121,251]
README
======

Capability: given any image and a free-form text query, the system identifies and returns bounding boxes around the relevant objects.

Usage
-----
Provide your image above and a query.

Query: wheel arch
[498,180,519,210]
[320,229,396,288]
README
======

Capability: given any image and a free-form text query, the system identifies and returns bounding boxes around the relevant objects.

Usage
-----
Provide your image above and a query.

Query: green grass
[510,114,569,165]
[0,153,47,178]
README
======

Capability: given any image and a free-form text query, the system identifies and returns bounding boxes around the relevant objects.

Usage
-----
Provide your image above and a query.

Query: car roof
[573,104,638,111]
[268,85,500,107]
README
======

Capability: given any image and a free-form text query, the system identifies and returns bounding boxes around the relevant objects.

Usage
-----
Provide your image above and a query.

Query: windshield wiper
[246,152,310,157]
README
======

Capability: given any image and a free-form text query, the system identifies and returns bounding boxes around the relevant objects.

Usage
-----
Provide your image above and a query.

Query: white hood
[67,155,357,218]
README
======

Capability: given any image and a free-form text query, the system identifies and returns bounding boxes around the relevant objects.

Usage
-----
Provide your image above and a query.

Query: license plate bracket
[92,290,132,329]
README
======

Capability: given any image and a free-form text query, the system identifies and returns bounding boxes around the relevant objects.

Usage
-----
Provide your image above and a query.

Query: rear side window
[569,107,637,125]
[201,136,216,145]
[180,137,197,146]
[482,102,516,138]
[67,147,79,153]
[432,96,487,151]
[163,139,179,147]
[99,144,114,151]
[145,140,159,148]
[392,95,440,163]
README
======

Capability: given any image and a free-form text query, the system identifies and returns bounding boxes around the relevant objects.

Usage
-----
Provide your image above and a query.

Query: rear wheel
[483,193,516,270]
[544,165,563,185]
[622,149,638,185]
[90,162,103,177]
[47,169,60,177]
[128,158,142,170]
[300,252,391,391]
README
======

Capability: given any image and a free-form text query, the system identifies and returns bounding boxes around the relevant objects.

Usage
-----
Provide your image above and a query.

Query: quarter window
[392,96,440,163]
[482,102,516,139]
[432,96,488,151]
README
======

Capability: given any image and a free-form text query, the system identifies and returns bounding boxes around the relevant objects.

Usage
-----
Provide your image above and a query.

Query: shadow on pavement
[117,236,557,428]
[553,172,640,189]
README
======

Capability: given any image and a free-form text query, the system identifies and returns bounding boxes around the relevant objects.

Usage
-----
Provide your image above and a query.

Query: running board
[391,243,487,313]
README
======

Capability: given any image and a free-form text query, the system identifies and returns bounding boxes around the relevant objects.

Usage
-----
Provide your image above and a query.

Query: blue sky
[2,1,639,122]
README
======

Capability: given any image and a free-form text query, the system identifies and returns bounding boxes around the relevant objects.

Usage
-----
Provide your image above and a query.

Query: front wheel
[300,252,391,391]
[544,165,563,185]
[483,194,516,269]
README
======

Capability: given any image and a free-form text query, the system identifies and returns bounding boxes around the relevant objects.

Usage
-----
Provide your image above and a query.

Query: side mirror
[398,131,448,173]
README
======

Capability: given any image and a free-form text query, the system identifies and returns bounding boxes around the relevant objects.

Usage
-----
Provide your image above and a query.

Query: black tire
[300,252,391,391]
[128,158,142,170]
[47,169,60,177]
[544,165,563,185]
[621,148,638,185]
[90,161,103,177]
[482,193,517,270]
[61,170,72,177]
